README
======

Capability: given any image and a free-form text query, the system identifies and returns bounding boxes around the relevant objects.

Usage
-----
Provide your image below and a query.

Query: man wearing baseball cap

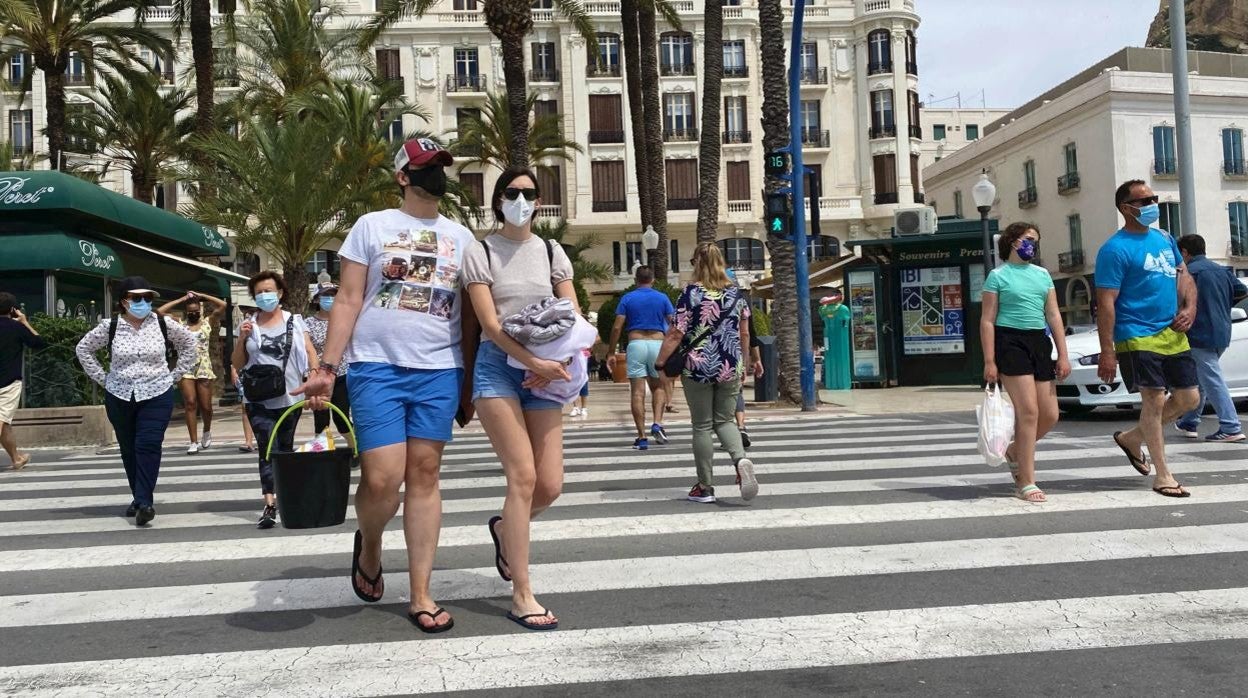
[295,138,476,633]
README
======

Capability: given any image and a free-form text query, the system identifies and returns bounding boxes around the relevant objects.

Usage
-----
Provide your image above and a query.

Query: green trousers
[681,378,746,488]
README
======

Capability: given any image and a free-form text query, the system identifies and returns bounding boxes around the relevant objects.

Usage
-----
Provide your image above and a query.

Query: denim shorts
[472,341,563,411]
[347,361,463,452]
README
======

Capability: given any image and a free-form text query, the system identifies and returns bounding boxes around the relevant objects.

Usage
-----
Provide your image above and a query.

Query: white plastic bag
[976,386,1015,467]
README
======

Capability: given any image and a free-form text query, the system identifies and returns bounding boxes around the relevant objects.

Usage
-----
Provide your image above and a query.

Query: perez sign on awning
[0,232,124,278]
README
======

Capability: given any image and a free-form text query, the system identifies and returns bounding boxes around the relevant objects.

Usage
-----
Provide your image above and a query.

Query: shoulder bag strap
[280,315,295,374]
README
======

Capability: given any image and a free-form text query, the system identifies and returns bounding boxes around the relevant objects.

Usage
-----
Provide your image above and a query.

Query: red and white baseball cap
[394,138,453,172]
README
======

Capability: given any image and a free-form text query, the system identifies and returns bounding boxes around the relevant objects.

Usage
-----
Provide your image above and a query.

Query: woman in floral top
[305,281,351,444]
[655,243,759,504]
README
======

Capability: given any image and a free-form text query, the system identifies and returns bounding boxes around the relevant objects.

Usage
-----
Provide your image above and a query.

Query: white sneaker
[579,407,589,417]
[200,432,212,450]
[569,407,582,417]
[1174,423,1199,439]
[186,442,200,455]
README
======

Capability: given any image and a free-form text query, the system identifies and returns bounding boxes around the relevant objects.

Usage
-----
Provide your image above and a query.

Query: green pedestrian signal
[765,191,791,238]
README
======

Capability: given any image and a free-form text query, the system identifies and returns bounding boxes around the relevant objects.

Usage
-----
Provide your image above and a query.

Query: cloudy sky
[917,0,1160,109]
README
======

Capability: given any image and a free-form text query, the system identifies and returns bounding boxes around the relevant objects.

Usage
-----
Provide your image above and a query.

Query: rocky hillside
[1147,0,1248,53]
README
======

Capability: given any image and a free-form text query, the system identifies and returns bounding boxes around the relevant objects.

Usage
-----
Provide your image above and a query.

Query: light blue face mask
[254,291,280,312]
[1134,203,1161,227]
[318,296,335,312]
[126,299,152,320]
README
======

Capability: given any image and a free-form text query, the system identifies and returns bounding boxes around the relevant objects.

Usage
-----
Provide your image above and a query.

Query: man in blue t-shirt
[607,266,675,450]
[1094,179,1199,498]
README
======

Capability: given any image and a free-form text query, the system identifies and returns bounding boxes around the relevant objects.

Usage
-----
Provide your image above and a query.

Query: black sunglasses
[125,294,155,302]
[503,187,539,202]
[1126,195,1159,206]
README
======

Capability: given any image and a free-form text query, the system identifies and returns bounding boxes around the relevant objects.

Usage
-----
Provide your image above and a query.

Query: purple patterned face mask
[1017,239,1037,261]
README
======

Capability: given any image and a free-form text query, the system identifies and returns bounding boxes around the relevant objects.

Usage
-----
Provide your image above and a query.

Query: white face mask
[501,196,535,228]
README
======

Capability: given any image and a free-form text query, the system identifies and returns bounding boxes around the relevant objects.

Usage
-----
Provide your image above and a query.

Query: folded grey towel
[502,297,577,345]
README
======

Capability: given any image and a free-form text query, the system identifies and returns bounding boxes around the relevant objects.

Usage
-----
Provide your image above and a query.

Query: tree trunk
[639,6,668,282]
[41,63,67,170]
[283,260,312,313]
[132,168,155,205]
[500,31,530,167]
[758,0,800,404]
[695,0,724,245]
[190,0,216,197]
[621,0,651,231]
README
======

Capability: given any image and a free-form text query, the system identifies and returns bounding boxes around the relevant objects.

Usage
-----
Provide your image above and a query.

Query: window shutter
[536,167,562,206]
[670,240,680,273]
[727,162,751,201]
[613,241,622,275]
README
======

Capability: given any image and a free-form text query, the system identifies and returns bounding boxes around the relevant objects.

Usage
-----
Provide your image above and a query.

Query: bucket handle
[264,400,358,461]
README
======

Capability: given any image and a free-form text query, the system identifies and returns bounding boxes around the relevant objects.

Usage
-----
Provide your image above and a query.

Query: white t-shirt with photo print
[337,209,476,370]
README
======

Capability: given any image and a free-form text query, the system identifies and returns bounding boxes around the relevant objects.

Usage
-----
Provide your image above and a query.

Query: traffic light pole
[789,0,817,411]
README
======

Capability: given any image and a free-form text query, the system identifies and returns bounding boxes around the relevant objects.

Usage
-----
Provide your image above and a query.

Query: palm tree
[64,72,195,204]
[0,0,170,169]
[637,4,668,281]
[169,0,218,143]
[695,0,724,244]
[758,0,799,404]
[620,0,651,232]
[0,139,40,170]
[447,91,583,175]
[533,217,612,313]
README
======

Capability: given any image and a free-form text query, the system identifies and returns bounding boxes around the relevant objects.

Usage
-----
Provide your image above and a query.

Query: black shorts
[1119,350,1198,392]
[994,327,1056,381]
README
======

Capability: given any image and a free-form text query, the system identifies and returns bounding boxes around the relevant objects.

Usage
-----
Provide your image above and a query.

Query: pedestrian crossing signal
[765,192,791,238]
[765,151,790,176]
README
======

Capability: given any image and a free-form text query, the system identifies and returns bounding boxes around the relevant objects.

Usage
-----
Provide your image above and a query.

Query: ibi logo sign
[0,176,54,205]
[78,240,116,271]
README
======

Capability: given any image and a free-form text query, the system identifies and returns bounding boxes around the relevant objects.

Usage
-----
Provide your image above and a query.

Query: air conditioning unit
[894,207,938,236]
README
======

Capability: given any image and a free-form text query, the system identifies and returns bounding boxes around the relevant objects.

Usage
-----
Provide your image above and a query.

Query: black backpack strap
[107,315,119,354]
[481,238,492,269]
[158,314,176,369]
[544,238,554,267]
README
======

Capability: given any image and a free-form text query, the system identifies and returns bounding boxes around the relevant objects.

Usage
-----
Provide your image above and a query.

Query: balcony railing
[906,60,919,75]
[1233,235,1248,257]
[867,60,892,76]
[722,130,751,144]
[874,192,899,205]
[908,125,922,139]
[663,127,699,142]
[65,73,91,87]
[592,199,626,212]
[1153,157,1177,177]
[446,73,487,93]
[667,197,699,210]
[800,129,830,148]
[727,200,753,214]
[1223,159,1248,178]
[586,1,621,14]
[660,62,696,77]
[723,64,748,78]
[588,129,625,144]
[9,144,32,156]
[380,74,404,84]
[529,68,560,83]
[868,125,896,139]
[1058,249,1085,273]
[1058,171,1080,194]
[1018,186,1039,208]
[586,63,621,78]
[797,66,828,85]
[536,204,562,219]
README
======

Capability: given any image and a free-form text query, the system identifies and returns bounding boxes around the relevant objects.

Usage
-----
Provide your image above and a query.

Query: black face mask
[404,166,448,198]
[186,312,201,323]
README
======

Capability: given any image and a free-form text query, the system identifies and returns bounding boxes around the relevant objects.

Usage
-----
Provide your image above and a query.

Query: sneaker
[568,407,581,417]
[687,483,716,503]
[200,432,212,450]
[740,429,752,449]
[651,423,669,445]
[580,407,589,417]
[1205,430,1246,443]
[186,442,200,455]
[735,458,759,501]
[257,504,277,529]
[1175,423,1199,439]
[633,437,649,451]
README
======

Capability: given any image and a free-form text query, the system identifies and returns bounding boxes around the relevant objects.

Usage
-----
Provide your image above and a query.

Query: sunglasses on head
[1127,195,1159,206]
[503,187,539,201]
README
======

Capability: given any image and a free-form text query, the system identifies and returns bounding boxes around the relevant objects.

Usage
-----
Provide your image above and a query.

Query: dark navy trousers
[104,388,174,508]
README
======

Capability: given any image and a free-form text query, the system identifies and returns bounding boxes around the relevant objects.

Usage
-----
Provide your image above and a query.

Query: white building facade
[923,48,1248,326]
[915,106,1009,178]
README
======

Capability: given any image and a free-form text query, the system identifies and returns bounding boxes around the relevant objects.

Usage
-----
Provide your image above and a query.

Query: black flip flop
[488,515,511,582]
[1153,485,1191,498]
[351,529,384,603]
[506,608,559,631]
[1113,431,1150,476]
[408,607,455,634]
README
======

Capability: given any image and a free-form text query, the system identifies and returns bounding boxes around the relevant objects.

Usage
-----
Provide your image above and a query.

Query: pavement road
[1,409,1247,696]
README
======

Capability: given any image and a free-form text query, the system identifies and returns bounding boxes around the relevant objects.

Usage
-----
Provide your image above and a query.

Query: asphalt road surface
[1,408,1246,696]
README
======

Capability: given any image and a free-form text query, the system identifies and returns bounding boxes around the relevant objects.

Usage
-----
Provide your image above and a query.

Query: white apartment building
[915,106,1009,174]
[923,47,1248,326]
[2,0,926,301]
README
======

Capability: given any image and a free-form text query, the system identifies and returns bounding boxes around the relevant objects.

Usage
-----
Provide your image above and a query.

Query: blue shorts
[472,341,563,411]
[626,339,663,379]
[579,380,590,398]
[347,362,463,452]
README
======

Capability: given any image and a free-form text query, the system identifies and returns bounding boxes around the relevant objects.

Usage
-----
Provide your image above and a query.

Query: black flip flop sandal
[408,607,455,634]
[488,515,511,582]
[1153,485,1191,498]
[1113,431,1150,476]
[506,608,559,631]
[351,529,384,603]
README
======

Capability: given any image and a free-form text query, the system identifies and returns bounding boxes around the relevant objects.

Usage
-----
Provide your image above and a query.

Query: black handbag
[662,293,740,378]
[241,317,294,402]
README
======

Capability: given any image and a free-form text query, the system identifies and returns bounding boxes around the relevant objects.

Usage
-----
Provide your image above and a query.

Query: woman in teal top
[980,222,1071,503]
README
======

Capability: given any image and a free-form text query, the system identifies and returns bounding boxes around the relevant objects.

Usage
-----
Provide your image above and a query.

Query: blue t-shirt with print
[1094,228,1182,343]
[616,287,675,333]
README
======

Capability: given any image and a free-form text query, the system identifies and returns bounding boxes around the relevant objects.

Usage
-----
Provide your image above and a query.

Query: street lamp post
[642,225,659,269]
[971,172,997,275]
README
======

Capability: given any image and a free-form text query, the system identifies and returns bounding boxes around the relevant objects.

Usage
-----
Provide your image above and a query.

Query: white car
[1055,300,1248,415]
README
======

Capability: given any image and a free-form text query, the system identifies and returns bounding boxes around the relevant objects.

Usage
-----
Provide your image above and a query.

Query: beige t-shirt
[462,233,574,321]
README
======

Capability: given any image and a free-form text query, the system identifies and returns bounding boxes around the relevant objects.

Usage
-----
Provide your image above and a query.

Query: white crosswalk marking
[1,413,1245,695]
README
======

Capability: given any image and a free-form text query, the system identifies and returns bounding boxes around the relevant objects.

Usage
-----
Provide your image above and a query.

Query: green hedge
[24,314,103,408]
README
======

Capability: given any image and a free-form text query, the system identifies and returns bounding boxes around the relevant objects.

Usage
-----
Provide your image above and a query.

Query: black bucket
[265,402,357,530]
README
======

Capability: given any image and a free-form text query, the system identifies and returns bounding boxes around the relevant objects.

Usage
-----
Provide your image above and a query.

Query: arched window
[717,238,765,271]
[867,29,892,75]
[905,30,917,74]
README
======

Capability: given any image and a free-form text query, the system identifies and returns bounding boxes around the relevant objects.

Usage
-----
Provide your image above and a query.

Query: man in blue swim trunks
[607,265,675,450]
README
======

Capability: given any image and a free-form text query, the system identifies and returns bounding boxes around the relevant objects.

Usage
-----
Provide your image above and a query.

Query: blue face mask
[254,292,280,312]
[1134,203,1161,227]
[1016,239,1037,261]
[126,299,152,320]
[318,296,335,312]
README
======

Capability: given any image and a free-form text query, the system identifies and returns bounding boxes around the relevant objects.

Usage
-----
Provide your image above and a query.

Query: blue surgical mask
[318,296,335,312]
[126,299,152,320]
[254,292,280,312]
[1134,203,1161,227]
[1016,239,1037,261]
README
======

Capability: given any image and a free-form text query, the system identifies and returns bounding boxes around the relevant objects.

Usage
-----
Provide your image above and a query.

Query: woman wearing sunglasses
[462,166,577,631]
[76,277,198,526]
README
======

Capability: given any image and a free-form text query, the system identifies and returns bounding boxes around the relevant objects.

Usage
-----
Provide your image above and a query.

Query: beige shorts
[0,381,21,425]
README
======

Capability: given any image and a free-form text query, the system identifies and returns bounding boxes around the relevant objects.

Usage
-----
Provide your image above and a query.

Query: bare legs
[196,379,214,436]
[240,403,255,449]
[1001,376,1058,499]
[180,378,199,444]
[1117,387,1199,491]
[0,422,25,466]
[628,377,666,439]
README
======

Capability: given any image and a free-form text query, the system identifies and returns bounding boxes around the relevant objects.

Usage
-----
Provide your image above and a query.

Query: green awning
[100,234,249,297]
[0,171,228,256]
[0,232,125,278]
